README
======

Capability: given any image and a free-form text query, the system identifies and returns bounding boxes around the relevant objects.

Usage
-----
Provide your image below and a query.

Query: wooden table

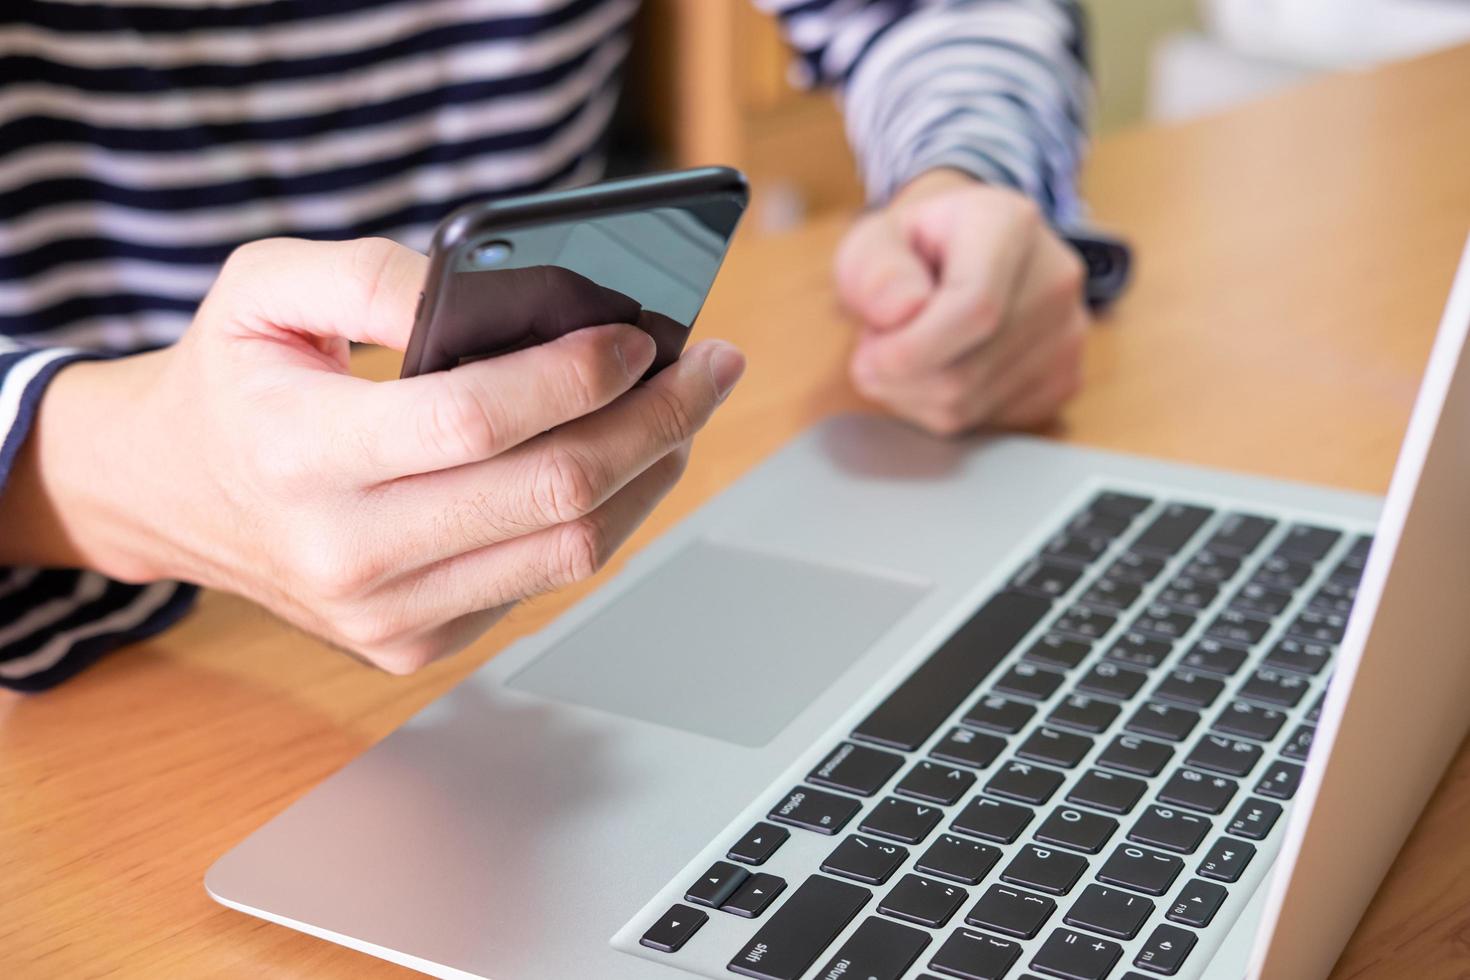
[5,42,1470,980]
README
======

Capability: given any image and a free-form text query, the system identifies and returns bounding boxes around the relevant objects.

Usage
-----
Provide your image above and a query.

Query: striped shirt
[0,0,1090,691]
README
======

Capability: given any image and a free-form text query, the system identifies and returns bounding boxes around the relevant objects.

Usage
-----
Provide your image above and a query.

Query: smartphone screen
[402,169,747,378]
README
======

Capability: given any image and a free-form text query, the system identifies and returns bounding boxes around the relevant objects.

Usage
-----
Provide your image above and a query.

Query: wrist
[4,352,179,582]
[889,168,983,210]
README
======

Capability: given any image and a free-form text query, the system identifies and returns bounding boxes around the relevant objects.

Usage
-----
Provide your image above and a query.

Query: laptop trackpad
[506,539,928,747]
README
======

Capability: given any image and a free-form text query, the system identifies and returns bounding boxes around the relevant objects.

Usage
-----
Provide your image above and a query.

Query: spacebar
[852,590,1052,751]
[728,874,870,980]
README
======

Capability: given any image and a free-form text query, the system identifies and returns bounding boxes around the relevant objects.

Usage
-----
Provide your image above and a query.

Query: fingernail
[616,328,657,376]
[709,345,746,401]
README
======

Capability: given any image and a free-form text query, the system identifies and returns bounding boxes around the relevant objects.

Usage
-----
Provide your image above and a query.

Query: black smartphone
[400,166,749,379]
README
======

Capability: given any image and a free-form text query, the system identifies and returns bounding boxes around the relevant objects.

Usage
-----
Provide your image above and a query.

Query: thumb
[210,237,427,350]
[833,212,935,331]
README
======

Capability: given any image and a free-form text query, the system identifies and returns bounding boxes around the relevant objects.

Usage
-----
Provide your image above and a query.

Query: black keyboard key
[1185,734,1262,777]
[1306,691,1326,724]
[1106,552,1167,584]
[686,861,748,908]
[986,761,1066,804]
[1166,878,1227,927]
[1098,734,1174,777]
[809,743,905,796]
[728,874,871,980]
[1030,928,1122,980]
[1089,491,1154,519]
[1256,760,1305,800]
[1180,638,1248,676]
[1125,702,1200,743]
[1134,923,1197,975]
[1097,845,1183,895]
[1107,632,1173,670]
[1308,583,1356,616]
[1014,559,1085,599]
[1276,524,1341,562]
[1045,533,1110,566]
[1027,634,1094,670]
[817,916,930,980]
[1239,668,1310,708]
[879,873,968,928]
[640,904,707,953]
[897,761,977,805]
[1158,768,1238,815]
[1017,728,1095,769]
[1079,578,1142,611]
[1205,609,1271,647]
[1077,662,1148,701]
[821,835,910,885]
[1282,724,1316,762]
[722,873,787,918]
[1156,576,1219,611]
[1035,806,1119,854]
[854,590,1052,751]
[1287,609,1349,645]
[995,661,1068,702]
[917,834,1002,885]
[1070,509,1133,539]
[963,694,1037,735]
[953,796,1035,844]
[1064,883,1155,939]
[860,797,945,845]
[1153,670,1225,709]
[1001,844,1089,895]
[1213,701,1287,742]
[1347,534,1374,561]
[1052,606,1118,642]
[1049,694,1122,735]
[1130,604,1196,641]
[769,786,862,835]
[933,726,1007,770]
[1067,769,1148,814]
[1226,798,1282,840]
[729,822,789,865]
[1252,554,1314,590]
[1127,805,1210,854]
[1132,504,1213,557]
[1181,549,1240,583]
[1206,514,1276,556]
[1264,637,1333,675]
[1198,837,1255,882]
[928,929,1023,980]
[967,884,1057,938]
[1229,582,1294,619]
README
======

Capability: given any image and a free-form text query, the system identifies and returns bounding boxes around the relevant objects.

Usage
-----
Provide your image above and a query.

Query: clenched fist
[835,169,1089,435]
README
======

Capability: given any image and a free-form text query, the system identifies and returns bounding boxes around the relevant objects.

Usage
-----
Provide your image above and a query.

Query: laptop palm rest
[506,539,928,748]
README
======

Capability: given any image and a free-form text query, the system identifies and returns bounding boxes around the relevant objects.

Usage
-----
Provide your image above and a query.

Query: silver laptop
[207,236,1470,980]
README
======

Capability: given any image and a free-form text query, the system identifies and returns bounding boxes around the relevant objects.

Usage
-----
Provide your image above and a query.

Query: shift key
[728,874,871,980]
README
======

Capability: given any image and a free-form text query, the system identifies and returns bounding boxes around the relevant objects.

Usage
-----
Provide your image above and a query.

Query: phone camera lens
[470,240,513,268]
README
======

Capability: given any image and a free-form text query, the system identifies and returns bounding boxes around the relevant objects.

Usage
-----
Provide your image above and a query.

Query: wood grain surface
[5,43,1470,980]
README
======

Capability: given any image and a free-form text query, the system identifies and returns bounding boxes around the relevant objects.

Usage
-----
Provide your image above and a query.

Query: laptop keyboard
[630,490,1371,980]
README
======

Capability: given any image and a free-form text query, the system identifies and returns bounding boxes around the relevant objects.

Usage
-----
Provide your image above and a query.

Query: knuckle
[425,376,502,462]
[533,446,603,525]
[552,515,610,587]
[645,383,700,448]
[364,638,438,676]
[341,237,401,317]
[290,531,376,602]
[556,331,620,410]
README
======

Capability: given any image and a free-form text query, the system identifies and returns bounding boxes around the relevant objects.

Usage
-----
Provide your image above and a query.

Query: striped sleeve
[758,0,1091,224]
[0,341,196,693]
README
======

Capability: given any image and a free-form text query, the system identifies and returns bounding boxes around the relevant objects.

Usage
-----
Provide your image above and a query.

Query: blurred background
[612,0,1470,232]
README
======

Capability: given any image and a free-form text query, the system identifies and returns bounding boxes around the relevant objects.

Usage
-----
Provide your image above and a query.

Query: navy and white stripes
[0,0,1089,691]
